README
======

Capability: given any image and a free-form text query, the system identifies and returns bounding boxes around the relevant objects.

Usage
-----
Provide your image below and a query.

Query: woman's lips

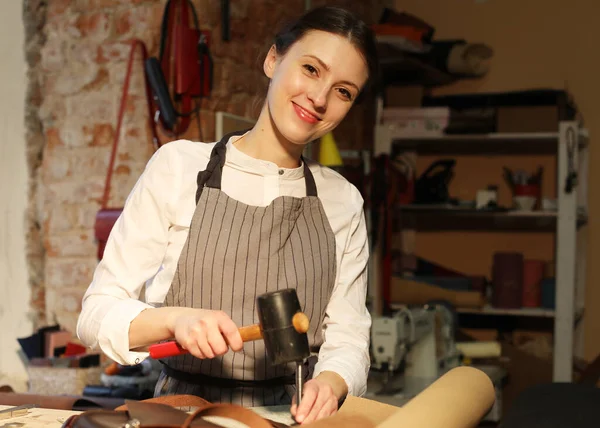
[293,102,320,124]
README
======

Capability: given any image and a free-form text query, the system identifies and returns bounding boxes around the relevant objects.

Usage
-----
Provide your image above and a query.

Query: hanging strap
[100,38,161,210]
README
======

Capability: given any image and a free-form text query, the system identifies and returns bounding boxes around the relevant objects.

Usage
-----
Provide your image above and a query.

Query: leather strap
[183,403,277,428]
[115,395,289,427]
[115,394,211,411]
[100,38,161,210]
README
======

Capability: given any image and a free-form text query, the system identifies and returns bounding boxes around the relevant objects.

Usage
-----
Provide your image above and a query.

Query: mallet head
[256,288,310,365]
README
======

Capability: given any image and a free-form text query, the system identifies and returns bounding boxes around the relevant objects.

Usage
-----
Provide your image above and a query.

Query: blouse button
[278,169,284,175]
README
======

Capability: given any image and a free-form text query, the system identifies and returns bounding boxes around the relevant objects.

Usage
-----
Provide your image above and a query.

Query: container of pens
[503,166,543,211]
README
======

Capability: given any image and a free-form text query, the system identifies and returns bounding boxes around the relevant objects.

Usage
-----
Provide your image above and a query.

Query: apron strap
[302,157,318,197]
[196,132,319,203]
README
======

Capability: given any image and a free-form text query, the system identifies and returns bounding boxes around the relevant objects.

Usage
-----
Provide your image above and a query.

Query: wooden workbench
[0,404,296,427]
[0,405,79,427]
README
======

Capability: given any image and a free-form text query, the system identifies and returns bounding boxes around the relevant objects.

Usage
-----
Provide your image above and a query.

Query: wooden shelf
[390,132,565,155]
[395,205,588,231]
[457,306,555,318]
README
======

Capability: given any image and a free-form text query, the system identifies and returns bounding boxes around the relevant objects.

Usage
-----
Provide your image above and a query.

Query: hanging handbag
[146,0,213,135]
[94,38,161,261]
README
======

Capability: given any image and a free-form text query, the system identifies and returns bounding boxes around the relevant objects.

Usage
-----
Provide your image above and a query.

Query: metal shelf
[370,120,589,383]
[457,306,555,318]
[374,127,588,156]
[395,205,588,231]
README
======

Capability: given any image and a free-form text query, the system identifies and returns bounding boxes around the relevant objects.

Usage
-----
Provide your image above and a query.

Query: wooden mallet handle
[149,312,309,359]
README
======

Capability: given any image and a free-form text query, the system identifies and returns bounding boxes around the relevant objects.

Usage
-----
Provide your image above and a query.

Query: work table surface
[0,405,78,427]
[0,404,295,427]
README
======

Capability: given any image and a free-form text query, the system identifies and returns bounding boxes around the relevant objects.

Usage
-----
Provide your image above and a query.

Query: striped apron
[154,131,337,407]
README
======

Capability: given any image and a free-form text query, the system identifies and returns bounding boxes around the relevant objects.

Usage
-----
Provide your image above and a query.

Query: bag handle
[115,394,211,412]
[100,38,162,210]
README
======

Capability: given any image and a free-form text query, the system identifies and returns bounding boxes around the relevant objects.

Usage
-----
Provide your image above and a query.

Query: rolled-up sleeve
[312,188,371,397]
[77,144,177,365]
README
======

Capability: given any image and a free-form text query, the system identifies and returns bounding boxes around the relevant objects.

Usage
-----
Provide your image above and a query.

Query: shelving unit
[370,121,589,383]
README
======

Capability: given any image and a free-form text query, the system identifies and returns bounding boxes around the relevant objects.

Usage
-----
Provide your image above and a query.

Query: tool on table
[149,289,311,410]
[0,404,37,420]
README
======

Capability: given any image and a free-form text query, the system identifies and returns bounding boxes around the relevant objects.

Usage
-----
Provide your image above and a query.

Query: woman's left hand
[290,372,347,424]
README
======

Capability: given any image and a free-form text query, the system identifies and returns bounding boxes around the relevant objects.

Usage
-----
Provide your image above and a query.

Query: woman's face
[263,30,369,146]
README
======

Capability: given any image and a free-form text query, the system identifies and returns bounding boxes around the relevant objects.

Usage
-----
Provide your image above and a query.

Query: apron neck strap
[302,157,318,197]
[196,131,318,203]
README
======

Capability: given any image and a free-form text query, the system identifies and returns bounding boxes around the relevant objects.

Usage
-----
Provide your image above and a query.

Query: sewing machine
[370,305,460,394]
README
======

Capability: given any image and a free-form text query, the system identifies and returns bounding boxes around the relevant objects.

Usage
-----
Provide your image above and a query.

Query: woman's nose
[307,83,328,110]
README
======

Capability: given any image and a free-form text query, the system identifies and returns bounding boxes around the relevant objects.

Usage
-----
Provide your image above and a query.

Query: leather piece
[186,403,277,428]
[0,392,78,410]
[94,208,122,260]
[66,394,288,427]
[115,394,210,411]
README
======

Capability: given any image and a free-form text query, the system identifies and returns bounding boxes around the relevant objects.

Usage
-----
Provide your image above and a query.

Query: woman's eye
[338,88,352,100]
[303,64,317,74]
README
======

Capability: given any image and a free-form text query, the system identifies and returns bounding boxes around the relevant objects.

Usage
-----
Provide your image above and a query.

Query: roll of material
[379,366,496,428]
[456,341,502,358]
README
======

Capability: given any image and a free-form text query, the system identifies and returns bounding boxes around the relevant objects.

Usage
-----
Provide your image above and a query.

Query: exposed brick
[69,39,101,64]
[30,286,46,319]
[44,256,98,289]
[44,179,105,206]
[75,12,112,41]
[107,60,146,94]
[45,128,65,149]
[61,91,117,146]
[51,63,100,95]
[47,204,80,234]
[39,95,68,125]
[46,14,82,40]
[42,146,111,183]
[74,0,122,11]
[96,40,132,64]
[114,4,154,37]
[40,35,66,72]
[41,147,71,181]
[88,123,115,147]
[46,231,97,257]
[77,202,103,230]
[47,0,73,18]
[50,287,85,313]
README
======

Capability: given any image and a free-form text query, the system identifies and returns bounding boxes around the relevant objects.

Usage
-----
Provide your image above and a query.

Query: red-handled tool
[149,312,309,359]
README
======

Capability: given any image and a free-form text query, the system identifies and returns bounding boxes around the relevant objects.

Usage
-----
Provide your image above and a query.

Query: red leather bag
[94,39,161,261]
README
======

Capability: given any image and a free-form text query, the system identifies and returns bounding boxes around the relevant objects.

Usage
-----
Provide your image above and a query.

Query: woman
[77,5,379,424]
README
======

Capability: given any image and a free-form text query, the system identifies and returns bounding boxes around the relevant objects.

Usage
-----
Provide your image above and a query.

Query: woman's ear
[263,45,278,78]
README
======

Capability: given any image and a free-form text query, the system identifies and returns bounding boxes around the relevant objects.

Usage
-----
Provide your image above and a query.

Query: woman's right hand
[167,308,244,359]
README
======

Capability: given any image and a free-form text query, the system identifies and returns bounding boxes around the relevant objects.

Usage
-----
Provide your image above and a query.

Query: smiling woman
[77,5,379,426]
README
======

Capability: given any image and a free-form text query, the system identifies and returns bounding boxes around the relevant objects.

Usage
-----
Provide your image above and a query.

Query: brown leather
[0,392,124,411]
[115,394,210,411]
[94,208,122,261]
[0,392,79,410]
[64,394,288,428]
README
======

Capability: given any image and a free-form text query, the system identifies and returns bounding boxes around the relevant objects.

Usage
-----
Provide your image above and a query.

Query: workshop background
[0,0,599,423]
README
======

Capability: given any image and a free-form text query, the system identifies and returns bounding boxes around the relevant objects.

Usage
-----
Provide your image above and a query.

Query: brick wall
[27,0,385,334]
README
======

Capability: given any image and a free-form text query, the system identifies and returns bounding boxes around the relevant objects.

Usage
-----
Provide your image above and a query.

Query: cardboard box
[496,105,559,133]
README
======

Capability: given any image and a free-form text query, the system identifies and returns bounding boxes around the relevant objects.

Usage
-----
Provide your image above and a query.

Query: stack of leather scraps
[373,8,494,78]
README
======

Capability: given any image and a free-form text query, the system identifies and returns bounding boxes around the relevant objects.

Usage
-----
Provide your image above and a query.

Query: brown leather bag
[61,394,288,428]
[94,38,161,261]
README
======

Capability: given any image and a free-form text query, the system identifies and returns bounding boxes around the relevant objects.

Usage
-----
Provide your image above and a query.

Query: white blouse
[77,134,371,397]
